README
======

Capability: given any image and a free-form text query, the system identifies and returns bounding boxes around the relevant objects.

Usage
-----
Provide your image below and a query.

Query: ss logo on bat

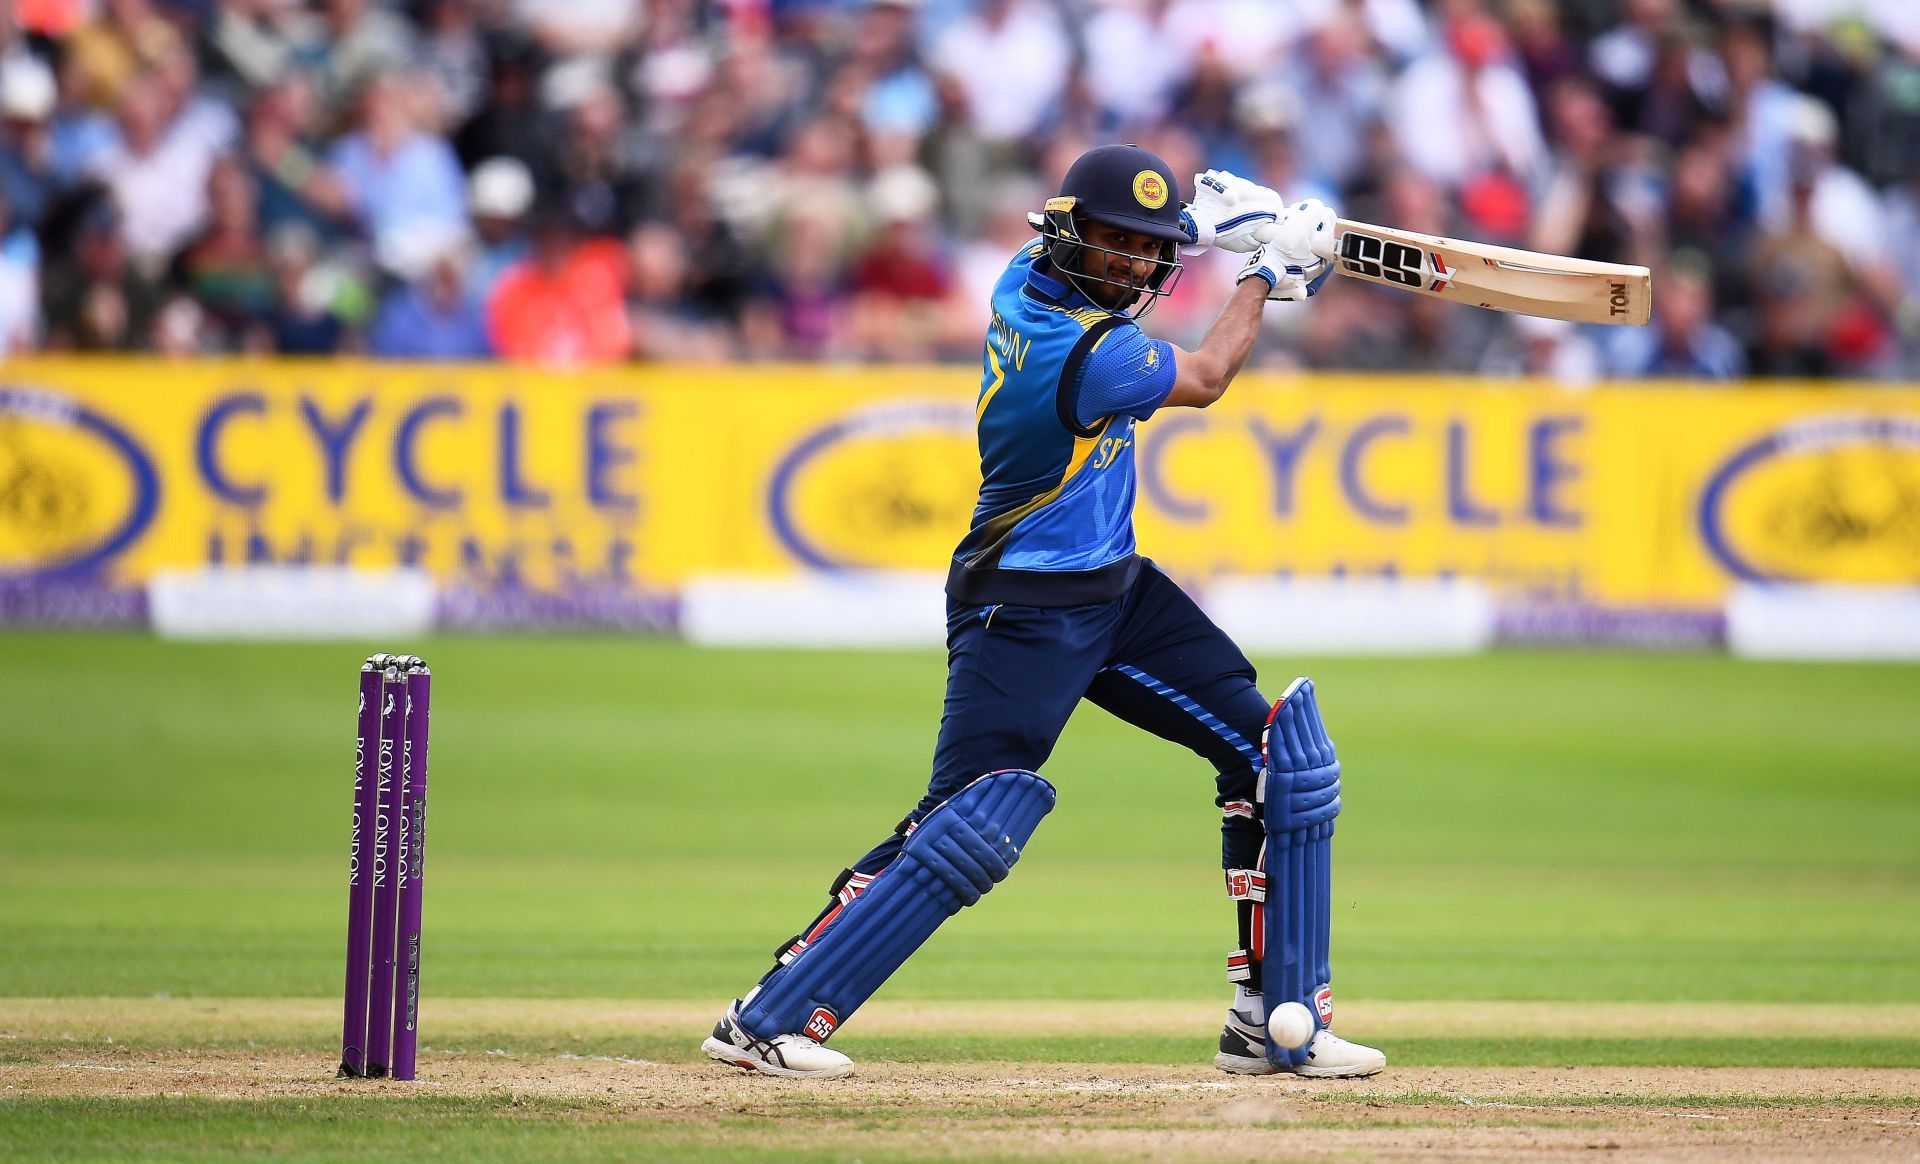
[1339,231,1424,288]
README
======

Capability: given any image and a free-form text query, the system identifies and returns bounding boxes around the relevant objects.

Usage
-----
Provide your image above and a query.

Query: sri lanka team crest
[1697,414,1920,584]
[0,386,158,579]
[1132,170,1168,209]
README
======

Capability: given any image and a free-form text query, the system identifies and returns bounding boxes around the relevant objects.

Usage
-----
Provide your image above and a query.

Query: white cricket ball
[1270,1001,1316,1050]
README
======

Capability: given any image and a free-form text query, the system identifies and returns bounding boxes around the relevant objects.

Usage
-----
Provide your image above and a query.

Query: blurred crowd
[0,0,1917,381]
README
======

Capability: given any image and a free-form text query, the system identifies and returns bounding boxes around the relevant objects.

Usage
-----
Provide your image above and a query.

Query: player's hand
[1235,199,1339,302]
[1180,170,1284,252]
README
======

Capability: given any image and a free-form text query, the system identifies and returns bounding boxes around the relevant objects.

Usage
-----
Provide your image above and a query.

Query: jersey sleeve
[1072,325,1177,429]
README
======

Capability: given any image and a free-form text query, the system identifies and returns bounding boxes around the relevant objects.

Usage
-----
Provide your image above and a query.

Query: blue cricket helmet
[1031,144,1186,317]
[1057,144,1186,242]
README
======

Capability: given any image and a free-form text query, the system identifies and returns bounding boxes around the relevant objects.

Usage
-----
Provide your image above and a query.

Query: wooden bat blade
[1330,219,1652,326]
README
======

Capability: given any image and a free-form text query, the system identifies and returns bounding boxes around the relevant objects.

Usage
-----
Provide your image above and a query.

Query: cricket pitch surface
[6,999,1918,1162]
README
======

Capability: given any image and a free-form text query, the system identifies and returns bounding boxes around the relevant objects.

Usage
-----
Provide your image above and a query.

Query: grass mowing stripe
[0,1097,949,1164]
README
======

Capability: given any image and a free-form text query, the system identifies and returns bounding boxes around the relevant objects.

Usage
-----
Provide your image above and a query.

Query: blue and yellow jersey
[947,244,1178,606]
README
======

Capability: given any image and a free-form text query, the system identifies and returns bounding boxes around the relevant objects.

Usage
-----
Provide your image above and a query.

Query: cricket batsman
[703,144,1385,1080]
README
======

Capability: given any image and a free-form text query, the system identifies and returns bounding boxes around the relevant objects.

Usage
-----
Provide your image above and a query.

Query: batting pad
[738,769,1055,1043]
[1260,677,1341,1067]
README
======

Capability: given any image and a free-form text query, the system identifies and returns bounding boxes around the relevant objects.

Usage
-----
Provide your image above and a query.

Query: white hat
[869,164,939,224]
[469,156,535,220]
[0,57,56,123]
[376,218,474,280]
[1786,93,1838,149]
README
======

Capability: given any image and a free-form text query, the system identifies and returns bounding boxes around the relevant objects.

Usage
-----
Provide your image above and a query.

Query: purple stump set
[341,653,432,1080]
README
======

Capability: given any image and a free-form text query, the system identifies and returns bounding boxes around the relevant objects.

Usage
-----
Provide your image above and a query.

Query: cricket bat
[1331,219,1652,326]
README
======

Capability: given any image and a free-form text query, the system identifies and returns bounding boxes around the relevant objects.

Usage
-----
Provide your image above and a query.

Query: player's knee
[1260,677,1341,831]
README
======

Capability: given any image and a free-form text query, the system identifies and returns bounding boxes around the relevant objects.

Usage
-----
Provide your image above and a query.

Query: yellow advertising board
[1,360,1916,614]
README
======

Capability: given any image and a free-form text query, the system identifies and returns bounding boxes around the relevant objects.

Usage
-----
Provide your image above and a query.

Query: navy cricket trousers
[861,560,1271,878]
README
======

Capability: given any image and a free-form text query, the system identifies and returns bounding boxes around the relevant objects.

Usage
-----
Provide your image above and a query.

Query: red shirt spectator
[486,217,630,365]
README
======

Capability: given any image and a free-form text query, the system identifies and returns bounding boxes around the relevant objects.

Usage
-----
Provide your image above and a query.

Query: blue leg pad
[738,769,1055,1042]
[1260,678,1340,1067]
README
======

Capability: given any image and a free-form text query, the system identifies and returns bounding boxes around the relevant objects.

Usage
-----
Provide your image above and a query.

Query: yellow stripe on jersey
[960,415,1115,565]
[976,344,1006,423]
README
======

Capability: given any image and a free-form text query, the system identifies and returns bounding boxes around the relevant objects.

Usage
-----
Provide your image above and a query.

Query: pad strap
[737,770,1056,1042]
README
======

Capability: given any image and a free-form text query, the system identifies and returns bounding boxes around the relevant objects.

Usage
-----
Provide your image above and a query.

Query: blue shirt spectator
[328,75,468,253]
[369,271,492,360]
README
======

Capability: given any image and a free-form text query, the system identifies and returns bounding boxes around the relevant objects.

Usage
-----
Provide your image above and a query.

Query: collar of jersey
[1023,258,1103,313]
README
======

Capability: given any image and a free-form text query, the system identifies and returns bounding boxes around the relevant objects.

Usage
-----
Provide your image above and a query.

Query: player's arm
[1161,280,1268,409]
[1162,198,1340,410]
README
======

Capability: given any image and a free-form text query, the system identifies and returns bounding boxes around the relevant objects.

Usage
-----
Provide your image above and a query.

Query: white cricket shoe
[1293,1029,1387,1078]
[701,1000,854,1079]
[1213,1003,1276,1075]
[1212,1006,1386,1078]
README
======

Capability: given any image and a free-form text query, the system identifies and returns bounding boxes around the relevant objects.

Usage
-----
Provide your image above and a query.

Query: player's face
[1081,224,1166,307]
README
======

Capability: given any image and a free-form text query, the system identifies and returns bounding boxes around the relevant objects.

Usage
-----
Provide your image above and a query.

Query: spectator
[742,209,847,361]
[1664,135,1745,287]
[419,0,490,129]
[1884,168,1920,366]
[850,0,935,132]
[1281,9,1391,194]
[954,176,1043,329]
[486,206,630,364]
[244,75,351,241]
[209,0,302,91]
[1604,252,1743,379]
[517,0,640,56]
[328,72,468,260]
[763,115,864,272]
[1479,314,1601,387]
[261,221,347,354]
[90,70,226,272]
[0,0,1907,378]
[659,157,756,335]
[1083,0,1188,130]
[173,155,274,346]
[627,221,731,361]
[0,54,59,230]
[296,0,419,118]
[1744,192,1855,378]
[848,163,967,361]
[1505,0,1579,100]
[1722,15,1803,233]
[151,292,211,357]
[466,154,533,302]
[551,81,650,237]
[1386,5,1546,193]
[62,0,178,113]
[1530,77,1634,263]
[369,237,490,359]
[41,195,161,350]
[0,188,40,353]
[451,34,550,177]
[930,0,1071,146]
[1164,0,1305,82]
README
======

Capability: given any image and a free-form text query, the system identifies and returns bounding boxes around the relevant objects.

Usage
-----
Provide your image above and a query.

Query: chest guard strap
[737,770,1056,1043]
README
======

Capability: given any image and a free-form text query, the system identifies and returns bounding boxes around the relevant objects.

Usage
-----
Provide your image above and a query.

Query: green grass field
[3,635,1918,1159]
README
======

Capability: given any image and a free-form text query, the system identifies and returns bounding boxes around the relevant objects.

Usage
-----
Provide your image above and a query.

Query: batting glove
[1235,199,1339,301]
[1180,169,1285,252]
